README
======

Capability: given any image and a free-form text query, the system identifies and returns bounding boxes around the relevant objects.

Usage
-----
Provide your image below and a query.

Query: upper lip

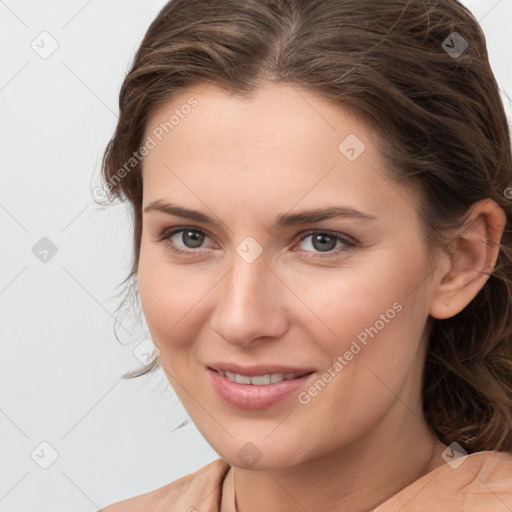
[207,362,315,377]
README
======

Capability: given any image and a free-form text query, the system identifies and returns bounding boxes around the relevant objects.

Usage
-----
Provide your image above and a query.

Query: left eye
[296,231,355,255]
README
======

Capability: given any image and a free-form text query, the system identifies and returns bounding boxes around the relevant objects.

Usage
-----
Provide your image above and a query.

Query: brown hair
[101,0,512,454]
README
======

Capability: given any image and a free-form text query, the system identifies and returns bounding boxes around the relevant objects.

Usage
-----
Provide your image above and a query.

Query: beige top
[101,450,512,511]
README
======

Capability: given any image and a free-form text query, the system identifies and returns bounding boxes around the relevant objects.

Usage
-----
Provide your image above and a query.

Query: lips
[206,362,317,409]
[207,367,316,410]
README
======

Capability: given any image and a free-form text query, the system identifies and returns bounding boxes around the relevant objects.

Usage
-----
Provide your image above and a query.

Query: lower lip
[207,368,315,410]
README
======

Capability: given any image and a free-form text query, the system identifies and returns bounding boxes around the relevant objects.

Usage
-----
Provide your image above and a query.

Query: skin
[134,82,506,512]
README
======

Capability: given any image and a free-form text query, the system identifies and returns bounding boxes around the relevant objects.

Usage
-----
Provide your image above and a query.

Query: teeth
[218,370,304,385]
[271,373,284,383]
[235,373,252,384]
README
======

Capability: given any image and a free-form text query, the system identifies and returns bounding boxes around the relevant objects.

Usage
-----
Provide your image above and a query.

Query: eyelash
[156,226,358,259]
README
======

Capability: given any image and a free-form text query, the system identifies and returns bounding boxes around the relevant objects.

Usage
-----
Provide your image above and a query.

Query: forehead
[141,82,416,227]
[144,82,365,152]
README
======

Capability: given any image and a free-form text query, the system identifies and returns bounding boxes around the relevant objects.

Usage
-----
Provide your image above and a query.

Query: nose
[209,249,289,347]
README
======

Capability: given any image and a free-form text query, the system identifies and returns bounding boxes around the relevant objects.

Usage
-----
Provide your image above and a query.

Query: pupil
[313,234,335,252]
[184,230,204,248]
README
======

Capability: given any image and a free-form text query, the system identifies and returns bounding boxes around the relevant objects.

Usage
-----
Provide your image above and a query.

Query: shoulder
[460,449,512,492]
[447,449,512,490]
[375,449,512,512]
[101,458,231,512]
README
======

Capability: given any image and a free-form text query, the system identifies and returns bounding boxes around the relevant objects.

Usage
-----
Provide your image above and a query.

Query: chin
[215,438,310,471]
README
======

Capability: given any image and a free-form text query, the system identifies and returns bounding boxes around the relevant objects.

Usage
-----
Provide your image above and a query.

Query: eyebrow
[143,200,377,228]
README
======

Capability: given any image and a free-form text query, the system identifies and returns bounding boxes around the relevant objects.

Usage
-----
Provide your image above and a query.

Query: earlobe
[429,199,506,320]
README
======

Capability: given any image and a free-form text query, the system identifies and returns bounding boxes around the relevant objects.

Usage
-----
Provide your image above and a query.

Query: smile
[207,368,316,410]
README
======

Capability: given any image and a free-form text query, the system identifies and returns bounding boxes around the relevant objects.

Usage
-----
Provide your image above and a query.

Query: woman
[99,0,512,510]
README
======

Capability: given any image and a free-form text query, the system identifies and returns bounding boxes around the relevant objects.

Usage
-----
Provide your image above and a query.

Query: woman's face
[138,82,441,469]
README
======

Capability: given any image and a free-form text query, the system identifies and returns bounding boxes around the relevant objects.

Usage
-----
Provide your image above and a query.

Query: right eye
[157,226,215,257]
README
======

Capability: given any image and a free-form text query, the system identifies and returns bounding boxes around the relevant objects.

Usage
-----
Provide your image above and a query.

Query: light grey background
[0,1,510,511]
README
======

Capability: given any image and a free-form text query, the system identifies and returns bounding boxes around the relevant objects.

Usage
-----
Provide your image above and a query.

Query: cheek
[137,239,226,360]
[300,266,406,342]
[294,273,429,443]
[137,242,199,347]
[307,252,430,376]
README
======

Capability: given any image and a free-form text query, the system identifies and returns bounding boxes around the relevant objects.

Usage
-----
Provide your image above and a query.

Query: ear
[429,199,506,320]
